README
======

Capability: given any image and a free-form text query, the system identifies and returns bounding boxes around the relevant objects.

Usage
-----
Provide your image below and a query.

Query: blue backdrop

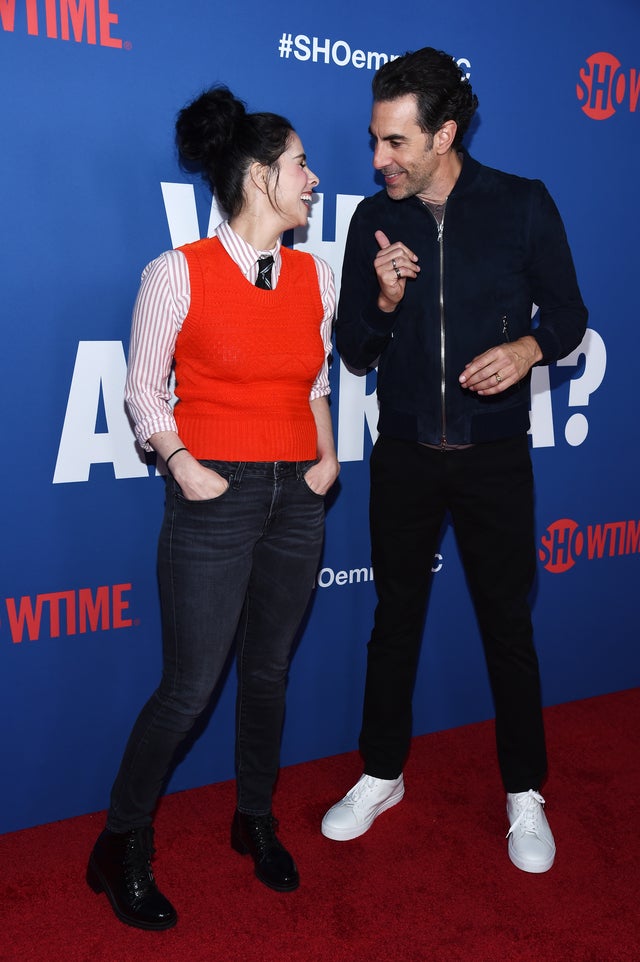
[1,0,638,834]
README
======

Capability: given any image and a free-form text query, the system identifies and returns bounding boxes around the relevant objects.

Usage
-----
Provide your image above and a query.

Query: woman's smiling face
[271,132,320,228]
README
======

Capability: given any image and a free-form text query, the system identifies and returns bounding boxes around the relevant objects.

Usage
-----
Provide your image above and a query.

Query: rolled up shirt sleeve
[124,250,189,452]
[309,254,336,400]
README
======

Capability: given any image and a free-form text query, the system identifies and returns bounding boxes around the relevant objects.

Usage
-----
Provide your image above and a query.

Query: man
[322,47,587,873]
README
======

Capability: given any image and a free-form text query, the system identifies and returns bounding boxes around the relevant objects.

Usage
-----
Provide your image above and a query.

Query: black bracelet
[165,446,187,468]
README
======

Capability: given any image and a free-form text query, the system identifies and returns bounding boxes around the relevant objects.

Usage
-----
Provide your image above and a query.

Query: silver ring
[392,258,397,269]
[394,267,402,279]
[494,372,502,383]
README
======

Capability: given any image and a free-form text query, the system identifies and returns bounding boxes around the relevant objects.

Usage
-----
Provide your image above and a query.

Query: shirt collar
[216,220,282,279]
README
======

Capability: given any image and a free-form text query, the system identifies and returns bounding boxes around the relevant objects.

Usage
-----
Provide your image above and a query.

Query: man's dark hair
[372,47,479,148]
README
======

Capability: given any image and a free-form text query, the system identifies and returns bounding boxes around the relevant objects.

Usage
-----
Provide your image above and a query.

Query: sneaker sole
[508,844,556,874]
[321,786,405,841]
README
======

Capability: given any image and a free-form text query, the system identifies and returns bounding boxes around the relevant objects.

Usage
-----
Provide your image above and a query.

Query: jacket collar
[448,149,481,198]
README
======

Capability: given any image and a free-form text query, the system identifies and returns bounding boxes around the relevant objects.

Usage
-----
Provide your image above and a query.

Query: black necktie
[256,255,274,290]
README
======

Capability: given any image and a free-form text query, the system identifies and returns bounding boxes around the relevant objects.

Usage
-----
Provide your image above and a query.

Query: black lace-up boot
[231,810,299,891]
[86,826,177,930]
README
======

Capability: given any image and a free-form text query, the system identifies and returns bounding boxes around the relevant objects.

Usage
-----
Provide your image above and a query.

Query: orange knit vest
[175,236,325,461]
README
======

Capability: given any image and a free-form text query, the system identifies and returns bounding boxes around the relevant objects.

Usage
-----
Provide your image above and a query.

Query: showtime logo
[0,0,124,48]
[3,583,134,643]
[577,52,640,120]
[538,518,640,574]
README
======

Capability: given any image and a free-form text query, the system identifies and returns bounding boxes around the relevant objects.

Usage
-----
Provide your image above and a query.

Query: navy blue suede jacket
[336,152,588,446]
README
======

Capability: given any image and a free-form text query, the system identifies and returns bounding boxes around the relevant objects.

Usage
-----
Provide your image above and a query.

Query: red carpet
[2,688,639,962]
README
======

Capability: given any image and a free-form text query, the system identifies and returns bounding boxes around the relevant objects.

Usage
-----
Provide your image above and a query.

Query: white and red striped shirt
[125,220,335,451]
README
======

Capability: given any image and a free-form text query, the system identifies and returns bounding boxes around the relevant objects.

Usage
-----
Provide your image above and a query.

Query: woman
[86,86,339,930]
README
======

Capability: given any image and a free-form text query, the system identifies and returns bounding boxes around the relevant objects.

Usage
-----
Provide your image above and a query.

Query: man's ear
[434,119,458,154]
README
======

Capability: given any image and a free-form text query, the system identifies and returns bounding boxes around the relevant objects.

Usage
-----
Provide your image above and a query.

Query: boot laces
[124,826,156,898]
[507,789,546,839]
[249,814,280,849]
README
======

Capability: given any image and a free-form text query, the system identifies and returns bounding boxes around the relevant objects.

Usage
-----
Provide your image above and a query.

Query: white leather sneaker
[506,789,556,873]
[321,773,405,841]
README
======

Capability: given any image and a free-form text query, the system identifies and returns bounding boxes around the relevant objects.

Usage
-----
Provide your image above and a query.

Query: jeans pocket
[172,470,232,505]
[300,462,326,499]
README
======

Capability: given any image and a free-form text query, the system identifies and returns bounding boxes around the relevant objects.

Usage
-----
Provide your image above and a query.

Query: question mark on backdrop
[557,329,607,446]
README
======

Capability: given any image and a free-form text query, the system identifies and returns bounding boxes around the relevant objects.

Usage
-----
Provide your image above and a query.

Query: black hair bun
[176,85,247,166]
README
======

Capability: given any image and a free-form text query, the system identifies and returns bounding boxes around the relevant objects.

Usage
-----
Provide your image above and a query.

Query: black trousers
[360,434,547,794]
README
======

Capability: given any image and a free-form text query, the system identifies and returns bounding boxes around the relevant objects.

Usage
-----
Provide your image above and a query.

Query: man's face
[369,94,436,201]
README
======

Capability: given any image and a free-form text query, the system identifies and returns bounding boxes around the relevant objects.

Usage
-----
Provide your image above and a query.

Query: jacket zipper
[436,210,447,448]
[422,199,448,446]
